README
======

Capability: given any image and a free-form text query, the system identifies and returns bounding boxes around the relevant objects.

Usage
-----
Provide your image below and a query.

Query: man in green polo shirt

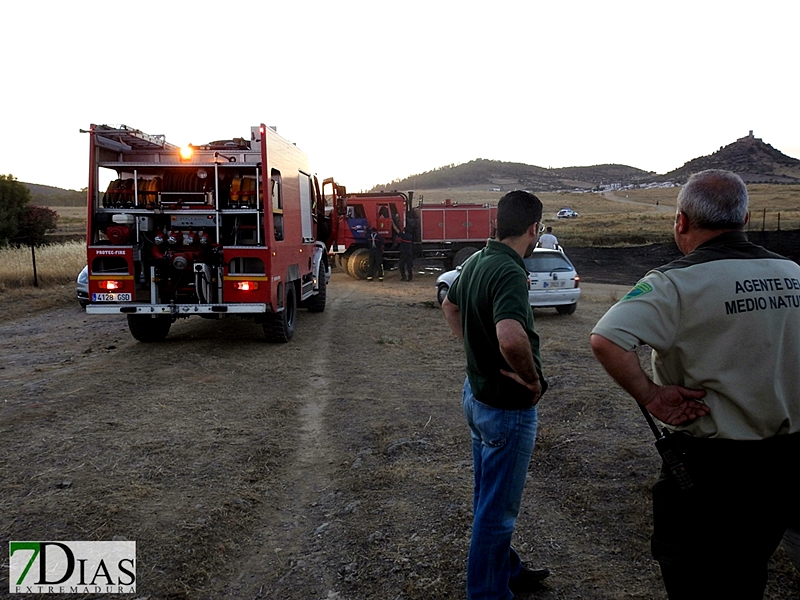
[442,190,550,599]
[591,170,800,599]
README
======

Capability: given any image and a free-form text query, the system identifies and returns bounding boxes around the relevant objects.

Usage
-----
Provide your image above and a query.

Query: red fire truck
[330,191,497,279]
[83,123,331,342]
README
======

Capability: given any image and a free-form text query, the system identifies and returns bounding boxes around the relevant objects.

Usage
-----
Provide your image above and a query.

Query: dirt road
[1,268,798,599]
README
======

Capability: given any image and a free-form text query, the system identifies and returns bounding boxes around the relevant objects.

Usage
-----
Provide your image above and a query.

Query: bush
[0,174,31,244]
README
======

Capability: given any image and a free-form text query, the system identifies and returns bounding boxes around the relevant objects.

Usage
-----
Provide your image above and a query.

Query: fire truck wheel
[263,284,297,343]
[335,253,349,271]
[452,246,479,268]
[127,315,172,343]
[348,248,370,280]
[306,267,327,313]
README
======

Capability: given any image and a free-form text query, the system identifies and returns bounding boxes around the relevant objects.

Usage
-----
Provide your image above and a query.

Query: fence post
[30,243,38,287]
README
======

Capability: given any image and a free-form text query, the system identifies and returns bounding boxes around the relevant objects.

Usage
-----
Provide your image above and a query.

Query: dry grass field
[0,240,84,290]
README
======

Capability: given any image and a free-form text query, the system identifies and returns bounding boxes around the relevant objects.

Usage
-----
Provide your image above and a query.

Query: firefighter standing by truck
[366,228,384,281]
[399,226,414,282]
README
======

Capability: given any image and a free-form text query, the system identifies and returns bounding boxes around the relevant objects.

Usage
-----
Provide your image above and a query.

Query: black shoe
[401,277,407,281]
[509,566,550,594]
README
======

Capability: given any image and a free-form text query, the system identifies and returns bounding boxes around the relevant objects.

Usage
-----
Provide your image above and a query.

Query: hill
[374,133,800,191]
[374,159,651,192]
[660,132,800,184]
[23,182,85,206]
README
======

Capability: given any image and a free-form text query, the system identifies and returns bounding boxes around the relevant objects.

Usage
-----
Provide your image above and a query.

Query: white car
[436,248,581,314]
[77,265,89,308]
[557,208,579,219]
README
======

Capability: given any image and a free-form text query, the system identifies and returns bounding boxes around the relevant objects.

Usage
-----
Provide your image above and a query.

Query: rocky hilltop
[660,132,800,184]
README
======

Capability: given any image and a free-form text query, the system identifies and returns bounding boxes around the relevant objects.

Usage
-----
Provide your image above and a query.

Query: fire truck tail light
[99,280,124,291]
[234,281,258,291]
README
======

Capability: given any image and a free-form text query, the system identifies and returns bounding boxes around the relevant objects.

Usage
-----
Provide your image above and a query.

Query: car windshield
[524,254,573,272]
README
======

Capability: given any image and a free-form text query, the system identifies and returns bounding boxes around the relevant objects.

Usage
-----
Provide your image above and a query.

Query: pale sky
[2,0,798,193]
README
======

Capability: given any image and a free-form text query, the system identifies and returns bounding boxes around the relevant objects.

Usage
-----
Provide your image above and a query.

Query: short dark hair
[496,191,542,240]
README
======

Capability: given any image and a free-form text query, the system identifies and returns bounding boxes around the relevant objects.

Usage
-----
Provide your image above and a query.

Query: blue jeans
[462,377,539,600]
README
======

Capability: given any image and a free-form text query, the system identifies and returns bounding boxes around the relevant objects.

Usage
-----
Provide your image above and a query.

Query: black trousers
[651,432,800,599]
[367,248,383,279]
[399,253,413,280]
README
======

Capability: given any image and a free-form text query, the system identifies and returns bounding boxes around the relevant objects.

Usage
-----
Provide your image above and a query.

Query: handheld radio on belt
[638,403,694,491]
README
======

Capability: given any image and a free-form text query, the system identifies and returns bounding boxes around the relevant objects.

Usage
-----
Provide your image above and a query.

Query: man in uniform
[366,227,384,281]
[398,226,414,281]
[590,169,800,599]
[442,190,550,599]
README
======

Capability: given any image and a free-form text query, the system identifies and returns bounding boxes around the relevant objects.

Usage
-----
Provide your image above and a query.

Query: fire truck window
[272,169,284,241]
[271,170,283,210]
[378,206,389,218]
[349,205,366,219]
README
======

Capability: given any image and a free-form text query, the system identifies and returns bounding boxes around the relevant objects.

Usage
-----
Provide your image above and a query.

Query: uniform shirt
[592,231,800,440]
[538,233,559,249]
[448,240,547,409]
[368,231,384,249]
[399,231,414,255]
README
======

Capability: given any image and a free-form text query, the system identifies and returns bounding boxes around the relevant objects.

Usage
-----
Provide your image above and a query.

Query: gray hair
[677,170,749,230]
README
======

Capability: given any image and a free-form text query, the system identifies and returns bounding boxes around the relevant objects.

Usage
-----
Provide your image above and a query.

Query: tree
[17,205,59,245]
[0,174,31,244]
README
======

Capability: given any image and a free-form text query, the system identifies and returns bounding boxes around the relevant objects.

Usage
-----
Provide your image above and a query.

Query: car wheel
[556,303,577,315]
[437,283,450,305]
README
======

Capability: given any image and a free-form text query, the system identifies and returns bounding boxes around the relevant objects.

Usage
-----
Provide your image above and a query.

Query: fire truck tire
[347,248,370,280]
[306,267,327,313]
[263,284,297,343]
[127,315,172,343]
[452,246,479,268]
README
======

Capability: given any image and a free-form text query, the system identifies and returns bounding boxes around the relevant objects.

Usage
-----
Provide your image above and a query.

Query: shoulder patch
[620,281,653,301]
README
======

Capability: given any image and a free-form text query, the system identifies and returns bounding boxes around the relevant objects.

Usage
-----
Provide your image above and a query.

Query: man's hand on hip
[644,385,709,425]
[500,369,542,402]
